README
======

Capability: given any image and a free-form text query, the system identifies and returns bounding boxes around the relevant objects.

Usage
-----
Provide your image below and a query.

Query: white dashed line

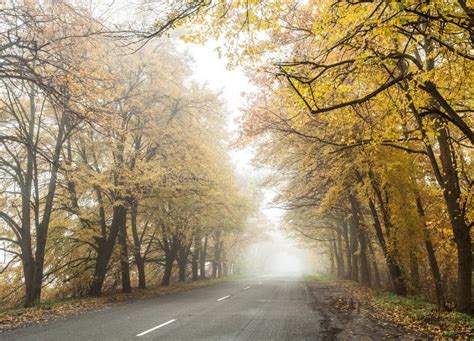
[136,319,177,337]
[217,295,230,301]
[244,286,251,290]
[258,281,262,284]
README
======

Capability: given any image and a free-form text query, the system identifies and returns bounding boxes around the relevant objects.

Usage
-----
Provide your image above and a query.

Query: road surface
[1,276,323,340]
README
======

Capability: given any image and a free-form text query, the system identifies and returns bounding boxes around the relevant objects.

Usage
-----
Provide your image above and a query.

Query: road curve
[1,276,322,340]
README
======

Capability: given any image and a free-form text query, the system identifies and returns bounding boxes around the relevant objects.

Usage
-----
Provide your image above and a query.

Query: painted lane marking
[244,286,251,290]
[258,281,262,284]
[136,319,177,337]
[217,295,230,301]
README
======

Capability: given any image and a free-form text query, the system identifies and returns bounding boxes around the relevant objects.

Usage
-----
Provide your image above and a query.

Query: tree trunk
[358,228,371,287]
[337,227,345,279]
[223,262,229,277]
[119,210,131,293]
[212,233,222,279]
[332,235,342,278]
[349,195,359,282]
[329,242,335,275]
[192,258,199,281]
[200,235,208,279]
[22,254,35,307]
[221,245,228,277]
[162,245,177,286]
[178,260,186,282]
[342,218,352,280]
[437,128,472,313]
[425,237,446,309]
[21,87,36,307]
[416,196,446,309]
[217,241,224,278]
[368,196,407,296]
[130,202,146,289]
[400,42,471,312]
[192,236,200,281]
[349,202,359,282]
[136,257,146,289]
[350,195,369,286]
[212,262,217,278]
[89,204,125,296]
[24,90,67,306]
[177,245,188,282]
[368,241,381,287]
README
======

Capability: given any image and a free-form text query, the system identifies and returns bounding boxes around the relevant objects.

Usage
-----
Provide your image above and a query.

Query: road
[1,276,324,340]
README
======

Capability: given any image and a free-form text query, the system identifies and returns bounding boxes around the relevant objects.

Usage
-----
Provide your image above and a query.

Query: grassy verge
[304,274,473,339]
[303,273,335,282]
[372,291,473,339]
[0,276,237,333]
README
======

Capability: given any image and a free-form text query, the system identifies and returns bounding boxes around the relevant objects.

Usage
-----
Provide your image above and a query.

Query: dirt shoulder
[307,279,423,340]
[306,277,473,340]
[0,277,233,334]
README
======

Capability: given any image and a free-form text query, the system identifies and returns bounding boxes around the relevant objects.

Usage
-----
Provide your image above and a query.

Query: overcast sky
[177,39,285,226]
[175,40,255,173]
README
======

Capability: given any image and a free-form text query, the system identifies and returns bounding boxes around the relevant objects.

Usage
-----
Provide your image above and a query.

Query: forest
[0,1,258,310]
[198,0,473,315]
[0,0,473,328]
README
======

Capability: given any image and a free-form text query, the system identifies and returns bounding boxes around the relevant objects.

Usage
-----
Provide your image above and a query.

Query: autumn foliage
[0,0,472,322]
[187,0,473,314]
[0,1,254,309]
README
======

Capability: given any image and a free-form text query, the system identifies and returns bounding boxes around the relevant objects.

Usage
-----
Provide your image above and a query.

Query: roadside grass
[372,291,474,339]
[0,275,238,333]
[303,273,335,282]
[305,275,473,339]
[0,298,80,318]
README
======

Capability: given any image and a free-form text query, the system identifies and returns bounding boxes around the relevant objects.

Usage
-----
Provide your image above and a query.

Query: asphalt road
[1,276,323,340]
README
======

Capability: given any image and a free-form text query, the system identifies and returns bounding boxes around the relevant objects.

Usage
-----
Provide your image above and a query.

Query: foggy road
[1,276,323,340]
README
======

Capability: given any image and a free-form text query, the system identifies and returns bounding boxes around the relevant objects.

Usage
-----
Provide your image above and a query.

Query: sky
[176,39,285,229]
[175,40,255,173]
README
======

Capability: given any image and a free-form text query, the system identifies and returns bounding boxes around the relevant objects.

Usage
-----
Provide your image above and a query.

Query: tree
[188,0,472,312]
[0,1,106,306]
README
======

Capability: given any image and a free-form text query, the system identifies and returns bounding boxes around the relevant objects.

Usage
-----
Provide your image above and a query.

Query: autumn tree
[186,0,472,312]
[0,1,107,307]
[0,0,255,307]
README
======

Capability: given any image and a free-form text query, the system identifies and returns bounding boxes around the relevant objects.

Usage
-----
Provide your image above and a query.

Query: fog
[95,0,319,279]
[238,230,314,277]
